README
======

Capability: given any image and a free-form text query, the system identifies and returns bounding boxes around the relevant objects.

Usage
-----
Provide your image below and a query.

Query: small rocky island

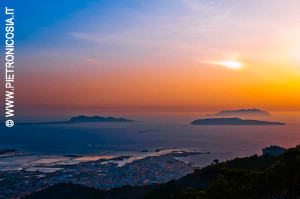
[67,115,134,123]
[191,118,285,125]
[206,108,271,117]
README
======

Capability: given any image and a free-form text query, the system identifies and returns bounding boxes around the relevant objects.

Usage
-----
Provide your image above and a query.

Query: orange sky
[17,58,300,111]
[15,0,300,111]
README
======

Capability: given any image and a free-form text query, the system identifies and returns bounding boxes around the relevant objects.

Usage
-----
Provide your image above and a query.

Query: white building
[262,145,285,156]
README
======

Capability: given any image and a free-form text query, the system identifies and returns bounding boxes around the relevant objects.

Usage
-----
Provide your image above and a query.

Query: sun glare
[218,61,243,69]
[205,60,244,70]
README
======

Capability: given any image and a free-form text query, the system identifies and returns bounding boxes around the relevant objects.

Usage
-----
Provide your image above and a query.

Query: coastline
[0,148,203,198]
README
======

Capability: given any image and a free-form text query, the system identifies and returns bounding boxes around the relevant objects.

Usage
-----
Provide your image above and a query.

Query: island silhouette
[2,115,134,125]
[191,118,284,125]
[68,115,133,123]
[206,108,271,117]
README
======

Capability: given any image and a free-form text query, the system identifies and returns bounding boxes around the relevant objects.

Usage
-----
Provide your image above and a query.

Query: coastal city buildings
[0,153,193,199]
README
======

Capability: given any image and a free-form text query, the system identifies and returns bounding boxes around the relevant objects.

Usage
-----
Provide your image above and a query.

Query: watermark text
[5,7,15,127]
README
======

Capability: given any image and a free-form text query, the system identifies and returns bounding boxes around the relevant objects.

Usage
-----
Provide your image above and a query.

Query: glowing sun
[205,60,244,70]
[217,61,243,69]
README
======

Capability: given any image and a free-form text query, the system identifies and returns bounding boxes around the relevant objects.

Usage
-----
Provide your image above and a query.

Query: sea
[1,110,299,167]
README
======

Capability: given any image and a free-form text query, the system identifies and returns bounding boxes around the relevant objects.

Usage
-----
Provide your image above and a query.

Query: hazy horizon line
[12,106,300,112]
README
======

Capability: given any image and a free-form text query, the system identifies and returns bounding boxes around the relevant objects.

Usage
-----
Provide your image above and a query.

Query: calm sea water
[1,111,299,167]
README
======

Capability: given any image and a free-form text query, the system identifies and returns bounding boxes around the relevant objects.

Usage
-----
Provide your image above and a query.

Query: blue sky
[4,0,99,41]
[4,0,300,61]
[5,1,164,47]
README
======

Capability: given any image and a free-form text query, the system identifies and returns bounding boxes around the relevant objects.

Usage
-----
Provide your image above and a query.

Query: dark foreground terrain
[26,145,300,199]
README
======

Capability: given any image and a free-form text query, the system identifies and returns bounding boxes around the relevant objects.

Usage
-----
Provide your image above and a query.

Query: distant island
[191,118,285,125]
[3,115,134,125]
[206,108,271,117]
[68,115,134,123]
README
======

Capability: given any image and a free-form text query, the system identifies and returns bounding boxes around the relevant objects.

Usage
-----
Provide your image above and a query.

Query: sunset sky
[7,0,300,111]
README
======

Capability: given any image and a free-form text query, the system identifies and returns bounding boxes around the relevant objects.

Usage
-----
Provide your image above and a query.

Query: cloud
[70,1,238,50]
[69,0,300,66]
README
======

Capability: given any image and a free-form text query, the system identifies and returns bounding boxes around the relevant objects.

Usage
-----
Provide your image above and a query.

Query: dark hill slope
[25,184,161,199]
[143,146,300,199]
[142,154,279,199]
